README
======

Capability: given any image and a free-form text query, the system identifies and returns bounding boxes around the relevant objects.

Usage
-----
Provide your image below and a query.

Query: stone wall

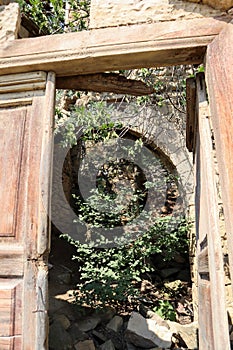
[90,0,229,29]
[0,2,20,42]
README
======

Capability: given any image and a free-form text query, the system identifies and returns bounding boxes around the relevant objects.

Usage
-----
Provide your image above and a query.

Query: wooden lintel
[0,17,230,77]
[56,73,154,95]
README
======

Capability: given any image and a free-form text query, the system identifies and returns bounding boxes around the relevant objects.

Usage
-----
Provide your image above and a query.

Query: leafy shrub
[153,300,176,321]
[62,216,189,307]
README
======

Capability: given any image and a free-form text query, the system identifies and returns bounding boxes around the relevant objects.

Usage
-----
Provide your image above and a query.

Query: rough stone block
[125,312,172,348]
[0,3,20,42]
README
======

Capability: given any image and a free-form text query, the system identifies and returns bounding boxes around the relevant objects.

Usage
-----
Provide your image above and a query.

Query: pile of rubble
[49,237,197,349]
[49,303,198,350]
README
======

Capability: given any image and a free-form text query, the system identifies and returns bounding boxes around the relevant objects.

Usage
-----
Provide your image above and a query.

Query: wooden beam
[186,77,197,152]
[0,17,230,77]
[56,73,154,95]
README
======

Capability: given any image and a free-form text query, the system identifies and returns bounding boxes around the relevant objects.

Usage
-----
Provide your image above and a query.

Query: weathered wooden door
[0,71,55,350]
[194,73,230,350]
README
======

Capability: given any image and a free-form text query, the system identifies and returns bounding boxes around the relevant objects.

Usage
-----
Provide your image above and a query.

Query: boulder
[125,312,172,349]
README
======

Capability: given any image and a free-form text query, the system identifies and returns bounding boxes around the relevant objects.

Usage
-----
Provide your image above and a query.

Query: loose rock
[125,312,172,349]
[74,339,96,350]
[98,306,116,323]
[68,323,89,342]
[49,320,73,350]
[54,314,71,330]
[167,320,198,349]
[106,315,123,332]
[99,339,116,350]
[138,304,170,329]
[77,315,101,332]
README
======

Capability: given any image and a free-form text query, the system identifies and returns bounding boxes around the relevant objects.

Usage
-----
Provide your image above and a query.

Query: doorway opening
[49,66,196,349]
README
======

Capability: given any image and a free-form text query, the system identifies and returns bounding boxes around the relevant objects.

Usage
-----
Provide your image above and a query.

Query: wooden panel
[205,22,233,298]
[0,337,22,350]
[0,17,229,77]
[0,109,26,237]
[0,247,24,276]
[0,71,46,87]
[0,279,22,337]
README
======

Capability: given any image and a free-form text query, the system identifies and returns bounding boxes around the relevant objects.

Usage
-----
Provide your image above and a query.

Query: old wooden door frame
[0,14,232,350]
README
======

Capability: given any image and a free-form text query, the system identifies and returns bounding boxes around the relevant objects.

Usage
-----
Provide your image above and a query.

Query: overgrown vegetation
[18,1,191,313]
[56,105,189,308]
[63,216,188,308]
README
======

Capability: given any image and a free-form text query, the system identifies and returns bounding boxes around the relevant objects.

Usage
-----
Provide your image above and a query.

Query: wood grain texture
[0,336,22,350]
[0,109,26,237]
[198,281,214,350]
[196,73,230,350]
[198,247,209,274]
[0,247,24,276]
[0,17,229,76]
[206,22,233,299]
[0,71,46,86]
[0,279,22,337]
[186,77,197,152]
[56,73,154,95]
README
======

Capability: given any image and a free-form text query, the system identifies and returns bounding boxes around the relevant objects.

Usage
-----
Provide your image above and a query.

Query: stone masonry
[89,0,231,29]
